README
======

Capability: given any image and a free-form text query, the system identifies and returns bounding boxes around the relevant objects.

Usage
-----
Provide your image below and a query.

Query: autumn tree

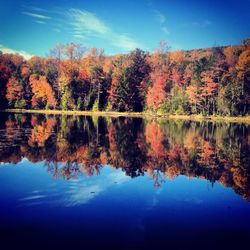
[29,74,56,109]
[0,60,11,108]
[235,47,250,114]
[146,68,170,111]
[146,41,170,111]
[201,71,218,115]
[6,76,25,108]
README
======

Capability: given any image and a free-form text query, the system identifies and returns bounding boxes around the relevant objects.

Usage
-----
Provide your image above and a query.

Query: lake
[0,113,249,250]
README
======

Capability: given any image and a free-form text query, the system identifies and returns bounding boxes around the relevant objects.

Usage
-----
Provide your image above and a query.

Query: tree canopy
[0,39,249,116]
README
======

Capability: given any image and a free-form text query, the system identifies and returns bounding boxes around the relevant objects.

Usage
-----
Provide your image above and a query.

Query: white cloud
[63,169,131,206]
[191,20,212,28]
[153,10,166,25]
[153,9,170,35]
[19,195,46,201]
[19,6,144,53]
[67,8,142,52]
[26,6,47,13]
[112,34,141,51]
[65,183,103,206]
[53,28,61,33]
[161,27,170,35]
[22,11,51,20]
[0,45,33,59]
[68,9,110,35]
[35,20,46,24]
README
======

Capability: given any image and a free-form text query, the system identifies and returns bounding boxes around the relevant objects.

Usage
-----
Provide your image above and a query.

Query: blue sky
[0,0,249,58]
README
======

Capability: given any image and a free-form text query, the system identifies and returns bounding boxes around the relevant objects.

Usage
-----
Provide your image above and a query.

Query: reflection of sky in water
[63,170,130,206]
[0,159,248,210]
[1,159,250,249]
[0,161,132,207]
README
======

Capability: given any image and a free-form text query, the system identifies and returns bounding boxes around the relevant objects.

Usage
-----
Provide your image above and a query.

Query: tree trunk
[97,81,100,111]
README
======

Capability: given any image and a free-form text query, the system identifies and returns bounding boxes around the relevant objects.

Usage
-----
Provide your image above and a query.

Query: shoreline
[1,109,250,124]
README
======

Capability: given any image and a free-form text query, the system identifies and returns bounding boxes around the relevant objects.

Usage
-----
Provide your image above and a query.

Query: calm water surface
[0,113,250,250]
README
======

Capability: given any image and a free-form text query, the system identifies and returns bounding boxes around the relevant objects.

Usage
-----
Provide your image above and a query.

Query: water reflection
[0,113,249,202]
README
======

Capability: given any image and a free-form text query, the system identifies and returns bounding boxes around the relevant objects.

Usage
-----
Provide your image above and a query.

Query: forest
[0,39,249,116]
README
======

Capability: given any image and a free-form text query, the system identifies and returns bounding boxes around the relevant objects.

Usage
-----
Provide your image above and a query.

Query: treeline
[0,39,249,115]
[0,114,249,201]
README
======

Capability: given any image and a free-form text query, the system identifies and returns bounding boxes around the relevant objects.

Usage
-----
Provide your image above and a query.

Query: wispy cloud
[62,169,130,207]
[26,6,47,13]
[0,44,33,59]
[21,6,65,34]
[153,10,170,35]
[192,20,212,28]
[189,20,212,28]
[153,9,166,25]
[21,4,47,13]
[112,34,141,51]
[22,11,51,20]
[67,8,143,52]
[53,28,61,33]
[68,9,110,35]
[20,6,144,52]
[161,27,170,35]
[35,20,46,24]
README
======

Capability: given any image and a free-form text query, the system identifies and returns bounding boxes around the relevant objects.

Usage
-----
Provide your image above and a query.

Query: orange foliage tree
[29,74,56,108]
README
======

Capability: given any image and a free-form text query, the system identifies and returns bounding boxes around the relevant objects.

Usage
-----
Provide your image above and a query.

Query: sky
[0,0,249,59]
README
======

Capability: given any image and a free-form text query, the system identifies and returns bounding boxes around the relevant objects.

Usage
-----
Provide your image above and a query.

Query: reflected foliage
[0,114,249,201]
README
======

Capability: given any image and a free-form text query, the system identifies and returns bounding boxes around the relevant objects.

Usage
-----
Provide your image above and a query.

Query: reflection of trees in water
[0,113,249,201]
[110,117,147,177]
[45,161,102,179]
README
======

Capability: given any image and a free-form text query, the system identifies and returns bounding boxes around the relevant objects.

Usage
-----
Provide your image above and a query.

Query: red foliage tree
[6,77,25,107]
[146,69,169,110]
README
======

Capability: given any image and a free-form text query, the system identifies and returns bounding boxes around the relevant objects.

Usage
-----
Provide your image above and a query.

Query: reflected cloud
[19,195,46,201]
[63,170,130,207]
[65,183,103,206]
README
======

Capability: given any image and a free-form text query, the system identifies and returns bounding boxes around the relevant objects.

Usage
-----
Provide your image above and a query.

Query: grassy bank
[1,109,250,124]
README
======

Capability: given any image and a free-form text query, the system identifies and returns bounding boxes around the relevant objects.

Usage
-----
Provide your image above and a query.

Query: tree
[29,74,56,109]
[201,71,218,115]
[28,56,46,75]
[235,48,250,114]
[146,42,170,111]
[109,66,137,111]
[109,49,150,112]
[89,65,109,111]
[6,76,25,108]
[146,69,169,111]
[186,85,201,114]
[50,43,64,62]
[0,61,11,108]
[169,50,185,65]
[61,87,74,110]
[64,42,86,61]
[223,46,237,67]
